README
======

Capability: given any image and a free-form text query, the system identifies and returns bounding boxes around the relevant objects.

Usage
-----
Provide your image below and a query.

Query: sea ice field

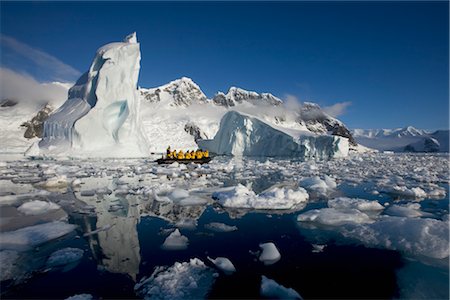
[0,153,448,299]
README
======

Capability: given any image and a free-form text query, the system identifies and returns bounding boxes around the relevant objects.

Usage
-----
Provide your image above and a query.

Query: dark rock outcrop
[21,104,53,139]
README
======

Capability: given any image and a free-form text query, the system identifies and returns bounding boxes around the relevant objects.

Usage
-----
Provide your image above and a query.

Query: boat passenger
[177,150,185,160]
[196,150,203,159]
[167,152,173,159]
[185,151,192,159]
[204,150,209,158]
[166,146,171,155]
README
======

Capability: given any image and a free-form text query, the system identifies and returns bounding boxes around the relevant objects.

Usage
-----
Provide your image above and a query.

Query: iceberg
[134,258,217,300]
[39,33,149,157]
[198,111,348,159]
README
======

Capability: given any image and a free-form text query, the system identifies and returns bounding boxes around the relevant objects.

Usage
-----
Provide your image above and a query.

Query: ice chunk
[260,276,302,299]
[17,200,61,216]
[342,216,449,259]
[384,203,427,218]
[46,247,84,268]
[199,111,348,159]
[134,258,217,300]
[299,175,336,196]
[328,197,384,211]
[297,208,374,225]
[161,229,189,250]
[40,175,68,188]
[259,242,281,265]
[65,294,93,300]
[204,222,238,232]
[311,244,326,253]
[212,184,308,210]
[385,185,427,199]
[0,221,77,251]
[207,256,236,275]
[169,189,190,200]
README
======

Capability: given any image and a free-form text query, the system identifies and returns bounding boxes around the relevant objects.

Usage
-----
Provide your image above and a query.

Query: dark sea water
[0,154,448,299]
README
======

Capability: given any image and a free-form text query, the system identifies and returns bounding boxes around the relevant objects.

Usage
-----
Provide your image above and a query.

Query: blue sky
[1,1,448,129]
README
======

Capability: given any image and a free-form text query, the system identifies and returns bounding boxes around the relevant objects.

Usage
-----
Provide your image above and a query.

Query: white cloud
[0,34,80,81]
[0,67,69,106]
[323,101,351,117]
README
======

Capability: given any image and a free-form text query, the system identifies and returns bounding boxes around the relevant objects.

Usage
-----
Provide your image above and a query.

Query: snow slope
[352,127,449,152]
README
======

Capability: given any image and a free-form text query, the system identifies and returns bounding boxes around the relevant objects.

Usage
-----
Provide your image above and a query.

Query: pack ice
[39,32,148,157]
[199,111,349,159]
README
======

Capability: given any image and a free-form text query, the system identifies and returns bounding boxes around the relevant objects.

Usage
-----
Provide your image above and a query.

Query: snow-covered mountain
[212,87,283,107]
[352,126,449,152]
[1,32,359,159]
[140,77,207,106]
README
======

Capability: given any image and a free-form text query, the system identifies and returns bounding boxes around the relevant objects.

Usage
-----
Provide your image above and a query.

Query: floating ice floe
[384,203,431,218]
[297,208,374,226]
[161,229,189,250]
[383,185,427,199]
[207,256,236,274]
[17,200,61,216]
[135,258,217,300]
[212,184,308,210]
[341,216,449,259]
[204,222,238,232]
[0,221,77,251]
[65,294,93,300]
[299,175,336,197]
[167,189,208,206]
[259,242,281,265]
[260,276,302,299]
[311,244,326,253]
[328,197,384,211]
[46,247,84,268]
[39,175,69,188]
[0,190,51,206]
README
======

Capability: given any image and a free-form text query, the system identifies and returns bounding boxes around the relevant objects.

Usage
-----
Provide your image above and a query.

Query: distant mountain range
[352,126,449,152]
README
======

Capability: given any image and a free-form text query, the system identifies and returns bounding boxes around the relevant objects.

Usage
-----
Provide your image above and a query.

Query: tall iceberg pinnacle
[40,32,148,157]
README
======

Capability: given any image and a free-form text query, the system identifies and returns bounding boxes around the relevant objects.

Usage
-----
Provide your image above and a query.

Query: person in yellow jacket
[203,150,209,158]
[189,150,195,159]
[177,150,185,160]
[196,150,203,159]
[167,151,173,159]
[185,151,192,159]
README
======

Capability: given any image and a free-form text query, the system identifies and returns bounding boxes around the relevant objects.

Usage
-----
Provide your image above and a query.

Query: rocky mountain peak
[212,87,282,107]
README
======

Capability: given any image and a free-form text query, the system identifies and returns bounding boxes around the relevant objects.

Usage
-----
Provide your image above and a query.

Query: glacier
[39,32,148,157]
[198,111,349,159]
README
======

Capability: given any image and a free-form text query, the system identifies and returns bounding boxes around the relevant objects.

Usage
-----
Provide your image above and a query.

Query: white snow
[46,247,84,267]
[204,222,238,232]
[260,276,302,299]
[207,256,236,274]
[134,258,217,300]
[0,221,77,251]
[17,200,61,215]
[212,184,308,210]
[259,242,281,265]
[161,229,189,250]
